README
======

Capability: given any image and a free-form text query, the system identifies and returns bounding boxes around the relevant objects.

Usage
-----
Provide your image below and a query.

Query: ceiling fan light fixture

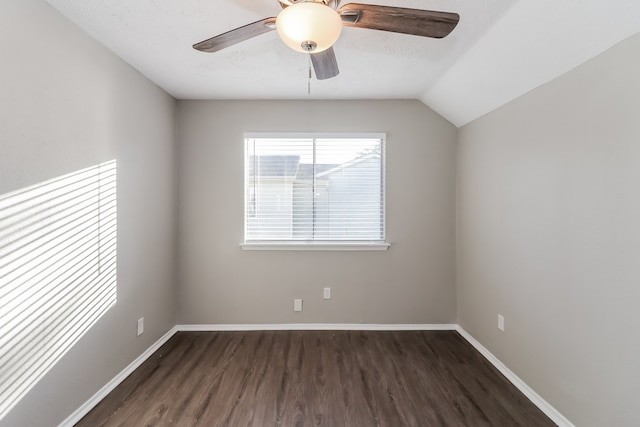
[276,2,342,53]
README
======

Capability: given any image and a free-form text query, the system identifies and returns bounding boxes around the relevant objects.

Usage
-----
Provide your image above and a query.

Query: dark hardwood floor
[76,330,555,426]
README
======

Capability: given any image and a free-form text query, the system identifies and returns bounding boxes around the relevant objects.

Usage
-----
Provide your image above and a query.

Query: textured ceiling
[45,0,640,127]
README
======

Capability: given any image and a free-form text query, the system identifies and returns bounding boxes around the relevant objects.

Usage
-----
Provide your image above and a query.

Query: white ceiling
[45,0,640,127]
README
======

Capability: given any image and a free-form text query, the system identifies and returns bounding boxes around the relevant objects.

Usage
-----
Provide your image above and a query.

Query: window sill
[240,242,391,251]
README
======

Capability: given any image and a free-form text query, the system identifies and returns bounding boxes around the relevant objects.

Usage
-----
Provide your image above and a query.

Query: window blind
[244,135,385,243]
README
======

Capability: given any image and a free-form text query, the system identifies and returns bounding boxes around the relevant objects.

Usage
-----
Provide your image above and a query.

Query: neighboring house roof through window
[249,155,300,177]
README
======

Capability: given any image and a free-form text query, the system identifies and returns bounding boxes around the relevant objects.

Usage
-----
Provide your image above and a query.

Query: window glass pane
[313,138,382,240]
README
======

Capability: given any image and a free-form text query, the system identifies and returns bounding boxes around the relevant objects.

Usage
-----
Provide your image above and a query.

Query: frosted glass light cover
[276,2,343,53]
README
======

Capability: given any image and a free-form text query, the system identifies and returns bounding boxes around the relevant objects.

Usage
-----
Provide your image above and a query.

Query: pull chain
[307,54,312,95]
[301,41,316,95]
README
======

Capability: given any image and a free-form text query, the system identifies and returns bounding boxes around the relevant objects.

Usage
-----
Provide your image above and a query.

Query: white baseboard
[60,323,572,427]
[455,326,574,427]
[177,323,457,331]
[58,326,179,427]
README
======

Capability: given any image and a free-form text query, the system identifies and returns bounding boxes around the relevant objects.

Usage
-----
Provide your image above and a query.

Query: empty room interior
[1,1,639,426]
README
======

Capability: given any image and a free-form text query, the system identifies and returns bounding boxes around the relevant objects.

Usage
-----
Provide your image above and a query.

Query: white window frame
[241,132,390,251]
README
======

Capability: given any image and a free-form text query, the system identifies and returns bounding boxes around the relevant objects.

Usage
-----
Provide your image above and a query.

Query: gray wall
[176,100,457,324]
[457,33,640,426]
[0,1,177,426]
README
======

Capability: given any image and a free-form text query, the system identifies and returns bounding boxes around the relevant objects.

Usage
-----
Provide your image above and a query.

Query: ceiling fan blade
[338,3,459,39]
[193,17,276,53]
[311,47,340,80]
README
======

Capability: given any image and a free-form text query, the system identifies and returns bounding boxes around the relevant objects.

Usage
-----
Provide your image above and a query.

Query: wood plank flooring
[76,330,555,426]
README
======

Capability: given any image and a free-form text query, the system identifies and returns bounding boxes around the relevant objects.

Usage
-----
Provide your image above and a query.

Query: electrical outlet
[323,287,331,299]
[137,317,144,336]
[498,314,505,332]
[293,299,303,312]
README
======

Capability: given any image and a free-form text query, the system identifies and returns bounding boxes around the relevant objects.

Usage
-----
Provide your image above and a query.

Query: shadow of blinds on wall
[0,160,117,420]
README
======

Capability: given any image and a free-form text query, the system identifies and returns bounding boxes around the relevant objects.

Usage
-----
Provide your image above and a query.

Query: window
[243,134,388,250]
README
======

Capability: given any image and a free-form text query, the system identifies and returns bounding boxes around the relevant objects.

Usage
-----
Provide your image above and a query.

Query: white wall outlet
[323,287,331,299]
[293,299,303,312]
[137,317,144,336]
[498,314,505,332]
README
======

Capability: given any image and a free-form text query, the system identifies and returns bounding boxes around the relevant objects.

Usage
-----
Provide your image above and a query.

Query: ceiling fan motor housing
[279,0,340,8]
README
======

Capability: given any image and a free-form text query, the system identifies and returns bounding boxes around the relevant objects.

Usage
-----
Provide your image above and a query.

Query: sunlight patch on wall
[0,160,117,420]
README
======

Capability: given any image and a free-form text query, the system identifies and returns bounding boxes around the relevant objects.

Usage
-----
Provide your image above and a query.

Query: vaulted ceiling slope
[45,0,640,127]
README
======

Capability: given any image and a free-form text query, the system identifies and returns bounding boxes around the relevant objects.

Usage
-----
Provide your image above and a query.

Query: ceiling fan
[193,0,459,80]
